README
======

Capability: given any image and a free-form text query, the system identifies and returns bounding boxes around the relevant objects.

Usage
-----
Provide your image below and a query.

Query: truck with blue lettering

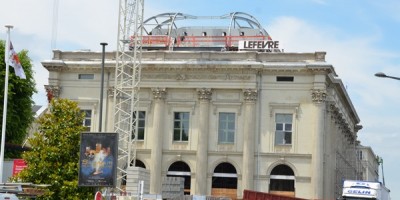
[341,180,390,200]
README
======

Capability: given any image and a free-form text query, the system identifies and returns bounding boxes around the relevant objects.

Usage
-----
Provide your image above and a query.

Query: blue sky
[1,0,400,199]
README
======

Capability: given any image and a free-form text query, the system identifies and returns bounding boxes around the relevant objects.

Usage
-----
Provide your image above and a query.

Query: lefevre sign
[238,40,282,52]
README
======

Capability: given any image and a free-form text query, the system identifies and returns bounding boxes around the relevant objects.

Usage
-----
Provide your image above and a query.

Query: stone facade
[42,50,365,199]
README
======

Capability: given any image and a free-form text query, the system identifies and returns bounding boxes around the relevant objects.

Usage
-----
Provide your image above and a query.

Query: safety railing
[130,35,269,49]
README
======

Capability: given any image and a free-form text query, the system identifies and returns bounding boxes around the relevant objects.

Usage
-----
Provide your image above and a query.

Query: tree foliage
[0,40,36,147]
[12,99,93,200]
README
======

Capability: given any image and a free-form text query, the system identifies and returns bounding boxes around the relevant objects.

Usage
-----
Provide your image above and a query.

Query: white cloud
[55,0,119,51]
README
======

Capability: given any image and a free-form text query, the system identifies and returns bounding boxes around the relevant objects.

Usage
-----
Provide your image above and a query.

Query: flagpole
[0,25,13,183]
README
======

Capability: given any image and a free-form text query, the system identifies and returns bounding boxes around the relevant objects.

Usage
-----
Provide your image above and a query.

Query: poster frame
[78,132,118,187]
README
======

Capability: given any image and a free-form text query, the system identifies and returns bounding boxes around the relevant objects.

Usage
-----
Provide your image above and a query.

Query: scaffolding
[113,0,144,191]
[329,103,362,197]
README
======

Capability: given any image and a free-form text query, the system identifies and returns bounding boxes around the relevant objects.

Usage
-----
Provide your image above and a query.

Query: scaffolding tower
[113,0,144,191]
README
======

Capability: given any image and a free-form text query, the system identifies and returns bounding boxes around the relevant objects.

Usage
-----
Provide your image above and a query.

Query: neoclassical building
[41,12,368,200]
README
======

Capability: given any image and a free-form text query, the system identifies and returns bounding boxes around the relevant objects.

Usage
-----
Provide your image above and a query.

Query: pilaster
[310,89,327,199]
[195,88,212,195]
[242,89,257,191]
[149,88,167,194]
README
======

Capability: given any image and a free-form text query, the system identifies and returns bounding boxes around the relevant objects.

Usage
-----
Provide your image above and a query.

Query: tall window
[275,113,292,145]
[82,109,92,132]
[218,112,235,144]
[133,111,146,140]
[173,112,190,141]
[357,150,363,160]
[269,164,295,192]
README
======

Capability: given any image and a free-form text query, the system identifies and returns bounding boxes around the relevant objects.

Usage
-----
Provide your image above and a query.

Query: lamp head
[375,72,387,78]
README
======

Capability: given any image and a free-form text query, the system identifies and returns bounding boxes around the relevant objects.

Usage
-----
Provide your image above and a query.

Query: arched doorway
[269,164,295,197]
[212,162,238,200]
[167,161,191,195]
[121,159,147,186]
[130,159,146,169]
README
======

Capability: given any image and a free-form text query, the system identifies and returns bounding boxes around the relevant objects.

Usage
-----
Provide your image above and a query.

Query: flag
[7,42,26,79]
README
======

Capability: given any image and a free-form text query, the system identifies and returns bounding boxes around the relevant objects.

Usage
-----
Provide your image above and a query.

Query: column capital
[152,88,167,100]
[243,89,257,102]
[108,86,115,97]
[197,88,212,101]
[44,85,61,103]
[311,89,327,104]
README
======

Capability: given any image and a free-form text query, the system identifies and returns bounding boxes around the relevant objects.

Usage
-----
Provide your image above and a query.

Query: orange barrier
[243,189,308,200]
[130,35,268,48]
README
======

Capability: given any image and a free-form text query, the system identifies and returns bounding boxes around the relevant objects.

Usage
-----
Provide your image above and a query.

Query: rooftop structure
[134,12,275,51]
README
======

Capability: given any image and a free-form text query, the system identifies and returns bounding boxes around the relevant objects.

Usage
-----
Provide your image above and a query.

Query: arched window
[122,159,147,185]
[269,164,295,192]
[212,162,237,189]
[129,159,146,168]
[167,161,191,194]
[135,160,146,168]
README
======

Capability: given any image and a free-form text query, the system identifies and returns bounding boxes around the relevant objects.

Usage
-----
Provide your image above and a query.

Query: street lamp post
[99,42,108,132]
[377,156,385,186]
[375,72,400,81]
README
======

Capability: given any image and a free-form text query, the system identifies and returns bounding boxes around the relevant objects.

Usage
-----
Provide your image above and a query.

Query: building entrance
[211,162,237,200]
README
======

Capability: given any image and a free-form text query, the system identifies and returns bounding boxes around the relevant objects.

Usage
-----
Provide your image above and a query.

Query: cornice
[328,102,357,144]
[42,54,334,75]
[142,73,252,81]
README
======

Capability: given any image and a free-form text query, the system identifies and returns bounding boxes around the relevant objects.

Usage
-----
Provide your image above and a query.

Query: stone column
[242,89,257,191]
[150,88,167,194]
[311,89,326,199]
[195,88,212,195]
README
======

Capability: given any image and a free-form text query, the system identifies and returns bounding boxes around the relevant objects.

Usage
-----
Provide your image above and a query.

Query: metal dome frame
[141,12,269,37]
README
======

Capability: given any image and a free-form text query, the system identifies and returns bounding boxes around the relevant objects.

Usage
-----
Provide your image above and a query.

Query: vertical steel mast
[114,0,144,190]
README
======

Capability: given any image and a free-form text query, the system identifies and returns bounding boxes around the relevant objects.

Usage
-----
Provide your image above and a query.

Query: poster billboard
[78,132,118,187]
[12,159,27,175]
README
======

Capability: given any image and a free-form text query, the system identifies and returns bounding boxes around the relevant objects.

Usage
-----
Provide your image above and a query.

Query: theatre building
[41,12,365,199]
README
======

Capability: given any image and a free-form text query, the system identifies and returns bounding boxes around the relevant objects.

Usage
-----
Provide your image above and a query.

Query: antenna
[51,0,59,50]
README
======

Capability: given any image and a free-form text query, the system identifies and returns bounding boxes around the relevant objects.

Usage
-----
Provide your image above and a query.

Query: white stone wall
[42,50,363,200]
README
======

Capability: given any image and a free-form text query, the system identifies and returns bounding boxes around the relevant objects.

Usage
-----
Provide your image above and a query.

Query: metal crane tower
[113,0,144,190]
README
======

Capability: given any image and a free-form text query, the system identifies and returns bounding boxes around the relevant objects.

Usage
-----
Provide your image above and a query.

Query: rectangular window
[82,109,92,132]
[276,76,294,82]
[275,113,293,145]
[78,74,94,79]
[173,112,190,142]
[133,111,146,140]
[218,112,235,144]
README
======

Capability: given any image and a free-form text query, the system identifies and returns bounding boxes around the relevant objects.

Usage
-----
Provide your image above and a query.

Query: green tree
[13,99,93,200]
[0,40,36,149]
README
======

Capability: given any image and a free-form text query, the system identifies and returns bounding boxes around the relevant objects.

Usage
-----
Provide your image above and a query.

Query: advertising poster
[12,159,27,175]
[78,132,118,187]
